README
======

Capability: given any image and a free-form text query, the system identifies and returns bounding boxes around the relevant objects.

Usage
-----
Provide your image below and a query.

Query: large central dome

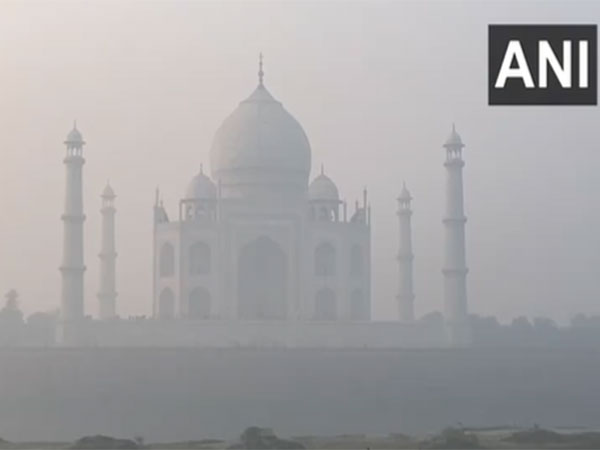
[209,77,311,200]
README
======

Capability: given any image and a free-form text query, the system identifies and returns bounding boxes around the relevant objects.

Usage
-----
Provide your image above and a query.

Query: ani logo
[489,25,597,105]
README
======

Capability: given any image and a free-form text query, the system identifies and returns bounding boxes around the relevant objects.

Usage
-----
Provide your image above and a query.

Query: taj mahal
[58,58,469,348]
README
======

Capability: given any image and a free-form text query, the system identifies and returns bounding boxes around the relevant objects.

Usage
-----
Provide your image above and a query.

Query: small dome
[185,168,216,200]
[309,169,339,201]
[444,123,464,148]
[102,183,115,198]
[65,123,84,145]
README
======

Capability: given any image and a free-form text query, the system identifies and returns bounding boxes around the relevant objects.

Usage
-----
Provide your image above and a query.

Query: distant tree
[511,316,532,329]
[26,311,57,346]
[469,314,503,346]
[505,316,533,346]
[0,290,23,324]
[533,317,557,330]
[571,313,588,328]
[71,435,138,449]
[0,290,25,346]
[236,427,304,449]
[467,311,600,348]
[422,427,481,449]
[419,311,444,328]
[240,427,263,448]
[571,314,600,328]
[565,313,600,347]
[533,317,560,344]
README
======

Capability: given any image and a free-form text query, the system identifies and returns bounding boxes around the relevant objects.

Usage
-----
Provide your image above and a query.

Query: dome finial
[399,181,411,201]
[102,179,115,198]
[258,52,264,86]
[444,122,464,148]
[309,167,339,201]
[185,168,217,200]
[65,121,84,145]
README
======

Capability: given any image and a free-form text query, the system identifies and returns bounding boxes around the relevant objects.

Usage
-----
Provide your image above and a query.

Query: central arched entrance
[237,236,287,320]
[188,287,211,319]
[158,288,175,319]
[314,288,336,321]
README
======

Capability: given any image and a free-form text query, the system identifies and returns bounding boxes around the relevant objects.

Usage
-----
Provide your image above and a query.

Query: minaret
[258,52,264,86]
[442,124,470,346]
[397,183,415,322]
[59,123,86,341]
[98,182,117,319]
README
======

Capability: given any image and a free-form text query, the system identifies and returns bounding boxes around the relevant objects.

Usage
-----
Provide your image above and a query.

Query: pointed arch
[314,288,336,321]
[189,242,211,275]
[238,236,287,320]
[315,242,336,277]
[319,206,333,222]
[158,288,175,319]
[350,244,363,277]
[350,289,369,320]
[189,287,211,319]
[159,242,175,277]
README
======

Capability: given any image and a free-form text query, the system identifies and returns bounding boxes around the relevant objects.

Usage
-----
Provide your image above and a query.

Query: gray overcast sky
[0,0,599,323]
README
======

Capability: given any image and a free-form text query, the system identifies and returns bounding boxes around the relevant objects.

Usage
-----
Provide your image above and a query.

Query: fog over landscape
[1,0,599,323]
[1,0,600,445]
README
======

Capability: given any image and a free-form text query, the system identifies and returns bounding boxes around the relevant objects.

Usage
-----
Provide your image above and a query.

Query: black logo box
[489,25,597,105]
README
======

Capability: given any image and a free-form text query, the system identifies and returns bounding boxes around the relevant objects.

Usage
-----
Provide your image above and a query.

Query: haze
[1,0,599,323]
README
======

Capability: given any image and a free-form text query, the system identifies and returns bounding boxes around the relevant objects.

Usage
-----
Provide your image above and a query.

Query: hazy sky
[1,0,599,323]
